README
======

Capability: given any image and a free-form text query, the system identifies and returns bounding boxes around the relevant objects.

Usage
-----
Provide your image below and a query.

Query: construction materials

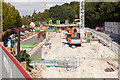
[52,30,56,32]
[36,29,40,31]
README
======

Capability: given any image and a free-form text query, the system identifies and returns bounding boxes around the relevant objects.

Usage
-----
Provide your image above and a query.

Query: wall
[0,44,33,79]
[105,22,120,44]
[105,22,120,35]
[0,45,2,79]
[86,28,120,54]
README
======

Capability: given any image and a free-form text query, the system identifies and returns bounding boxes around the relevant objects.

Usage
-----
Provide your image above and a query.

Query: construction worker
[7,38,11,52]
[7,37,15,55]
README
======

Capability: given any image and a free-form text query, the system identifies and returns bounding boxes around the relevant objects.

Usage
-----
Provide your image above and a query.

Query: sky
[4,0,80,16]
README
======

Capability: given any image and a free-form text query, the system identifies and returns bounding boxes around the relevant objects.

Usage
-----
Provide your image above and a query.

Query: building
[22,25,25,28]
[30,22,35,28]
[105,22,120,44]
[30,21,47,28]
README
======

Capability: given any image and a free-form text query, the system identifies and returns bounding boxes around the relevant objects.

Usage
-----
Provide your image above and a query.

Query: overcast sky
[4,0,80,16]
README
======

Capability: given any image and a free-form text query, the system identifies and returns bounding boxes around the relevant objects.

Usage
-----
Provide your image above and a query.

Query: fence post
[66,61,68,71]
[54,59,56,67]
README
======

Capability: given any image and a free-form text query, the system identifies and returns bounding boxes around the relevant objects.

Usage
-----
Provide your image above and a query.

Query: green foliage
[3,2,22,30]
[30,2,79,24]
[48,4,76,23]
[15,50,31,71]
[28,2,119,28]
[37,12,44,21]
[42,9,50,22]
[15,50,31,63]
[32,10,38,22]
[70,2,80,18]
[85,2,120,28]
[35,21,40,27]
[22,16,32,26]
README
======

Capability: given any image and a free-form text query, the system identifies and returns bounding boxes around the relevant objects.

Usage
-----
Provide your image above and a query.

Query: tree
[32,10,38,22]
[99,2,120,22]
[37,12,43,21]
[22,16,32,26]
[42,9,50,21]
[35,21,40,27]
[70,2,79,18]
[3,2,22,30]
[29,1,120,29]
[85,2,120,28]
[29,1,79,24]
[61,6,75,23]
[48,4,75,23]
[85,2,102,28]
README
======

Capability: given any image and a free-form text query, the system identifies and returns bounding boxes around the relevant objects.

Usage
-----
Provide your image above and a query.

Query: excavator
[66,27,82,47]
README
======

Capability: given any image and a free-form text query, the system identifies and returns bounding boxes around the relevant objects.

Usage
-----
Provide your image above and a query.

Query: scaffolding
[79,0,85,38]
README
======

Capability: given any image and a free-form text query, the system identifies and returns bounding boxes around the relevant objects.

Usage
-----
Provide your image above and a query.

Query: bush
[15,50,31,71]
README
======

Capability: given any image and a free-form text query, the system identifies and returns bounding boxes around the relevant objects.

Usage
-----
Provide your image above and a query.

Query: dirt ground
[34,32,118,78]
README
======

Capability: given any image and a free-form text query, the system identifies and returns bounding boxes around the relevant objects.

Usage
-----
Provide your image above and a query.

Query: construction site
[0,0,120,79]
[26,27,118,78]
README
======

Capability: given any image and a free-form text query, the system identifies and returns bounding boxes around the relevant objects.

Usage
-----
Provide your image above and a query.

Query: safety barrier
[20,46,34,49]
[0,43,33,79]
[31,57,80,71]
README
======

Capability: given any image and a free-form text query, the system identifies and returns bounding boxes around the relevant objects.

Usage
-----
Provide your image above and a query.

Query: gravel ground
[36,32,118,78]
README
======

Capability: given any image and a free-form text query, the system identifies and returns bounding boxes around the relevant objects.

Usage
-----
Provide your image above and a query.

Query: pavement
[20,33,42,59]
[21,34,40,45]
[30,45,42,60]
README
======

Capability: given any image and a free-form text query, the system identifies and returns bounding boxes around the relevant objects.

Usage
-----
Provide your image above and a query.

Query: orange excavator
[66,27,82,47]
